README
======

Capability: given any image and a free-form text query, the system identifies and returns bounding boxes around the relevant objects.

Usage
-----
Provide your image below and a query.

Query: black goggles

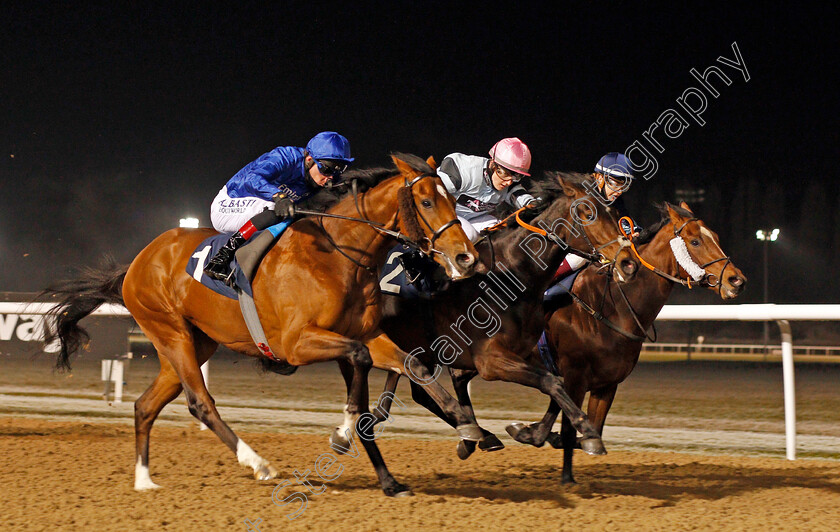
[316,159,349,177]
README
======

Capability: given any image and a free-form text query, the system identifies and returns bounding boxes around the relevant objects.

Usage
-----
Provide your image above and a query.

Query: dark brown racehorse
[43,154,481,497]
[506,201,746,483]
[361,172,640,459]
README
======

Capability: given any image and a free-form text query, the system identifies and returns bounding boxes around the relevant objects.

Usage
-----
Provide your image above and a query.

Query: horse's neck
[323,176,400,266]
[611,224,680,328]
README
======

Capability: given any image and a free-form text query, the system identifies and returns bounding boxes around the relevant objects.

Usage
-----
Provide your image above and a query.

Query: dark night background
[2,3,838,309]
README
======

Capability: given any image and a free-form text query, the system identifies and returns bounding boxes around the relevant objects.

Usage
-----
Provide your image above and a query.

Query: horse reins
[298,174,462,272]
[567,214,736,342]
[619,215,733,296]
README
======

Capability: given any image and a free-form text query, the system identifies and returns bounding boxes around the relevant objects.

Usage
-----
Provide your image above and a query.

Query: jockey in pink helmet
[436,137,537,241]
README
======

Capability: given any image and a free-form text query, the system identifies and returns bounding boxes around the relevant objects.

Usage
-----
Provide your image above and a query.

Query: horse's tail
[40,259,130,371]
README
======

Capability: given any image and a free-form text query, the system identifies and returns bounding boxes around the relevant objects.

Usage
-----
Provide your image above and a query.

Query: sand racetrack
[3,417,840,531]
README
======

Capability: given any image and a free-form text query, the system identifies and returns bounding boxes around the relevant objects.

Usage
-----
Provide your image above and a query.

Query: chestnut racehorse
[364,172,641,460]
[502,201,747,482]
[43,154,481,497]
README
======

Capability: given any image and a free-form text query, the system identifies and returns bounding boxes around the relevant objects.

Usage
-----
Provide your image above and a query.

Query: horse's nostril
[456,253,475,267]
[621,259,637,275]
[729,276,744,287]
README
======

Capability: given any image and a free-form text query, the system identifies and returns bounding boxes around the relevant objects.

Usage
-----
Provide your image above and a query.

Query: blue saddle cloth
[186,234,257,300]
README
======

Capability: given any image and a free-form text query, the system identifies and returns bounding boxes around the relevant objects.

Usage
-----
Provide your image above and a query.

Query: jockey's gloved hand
[273,195,296,219]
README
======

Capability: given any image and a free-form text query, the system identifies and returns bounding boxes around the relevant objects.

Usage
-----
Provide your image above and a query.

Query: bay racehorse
[43,154,481,497]
[350,172,640,461]
[502,201,746,482]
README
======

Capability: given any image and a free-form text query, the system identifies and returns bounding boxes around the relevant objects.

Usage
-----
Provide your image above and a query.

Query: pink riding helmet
[489,137,532,176]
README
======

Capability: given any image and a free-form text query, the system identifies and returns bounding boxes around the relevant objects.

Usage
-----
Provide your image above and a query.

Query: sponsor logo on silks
[218,198,260,209]
[276,184,303,202]
[458,195,494,212]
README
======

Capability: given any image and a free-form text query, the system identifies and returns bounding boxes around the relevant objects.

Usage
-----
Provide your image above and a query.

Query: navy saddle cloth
[186,234,257,300]
[378,244,447,299]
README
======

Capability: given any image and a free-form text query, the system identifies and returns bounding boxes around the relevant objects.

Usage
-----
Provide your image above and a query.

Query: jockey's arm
[436,156,463,200]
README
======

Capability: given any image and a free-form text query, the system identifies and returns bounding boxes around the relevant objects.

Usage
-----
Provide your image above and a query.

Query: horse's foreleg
[366,334,483,442]
[448,368,504,459]
[587,384,618,435]
[294,326,411,497]
[373,371,401,423]
[558,380,588,484]
[473,347,605,456]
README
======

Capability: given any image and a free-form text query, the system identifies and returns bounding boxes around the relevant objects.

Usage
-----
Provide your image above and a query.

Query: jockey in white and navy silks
[204,131,354,282]
[547,152,647,288]
[436,137,538,242]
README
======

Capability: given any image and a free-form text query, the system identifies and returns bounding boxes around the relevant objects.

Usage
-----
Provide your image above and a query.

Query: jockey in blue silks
[204,131,354,282]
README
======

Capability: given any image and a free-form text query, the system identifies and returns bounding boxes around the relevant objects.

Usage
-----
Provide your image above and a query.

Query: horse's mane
[300,152,434,212]
[633,202,693,241]
[495,171,591,227]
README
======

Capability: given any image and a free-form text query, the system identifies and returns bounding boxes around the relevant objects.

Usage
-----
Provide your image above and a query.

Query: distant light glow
[180,217,199,228]
[756,228,780,242]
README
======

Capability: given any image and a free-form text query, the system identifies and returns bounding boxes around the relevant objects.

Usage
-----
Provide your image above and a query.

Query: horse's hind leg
[133,355,183,490]
[141,321,278,484]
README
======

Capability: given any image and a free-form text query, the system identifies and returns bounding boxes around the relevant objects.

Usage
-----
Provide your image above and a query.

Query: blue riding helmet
[595,152,634,184]
[306,131,355,164]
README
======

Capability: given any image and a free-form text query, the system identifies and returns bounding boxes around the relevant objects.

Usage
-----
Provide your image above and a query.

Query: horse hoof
[457,440,476,460]
[254,464,279,481]
[134,480,161,491]
[580,437,607,456]
[506,422,542,446]
[505,422,526,440]
[478,433,505,452]
[385,482,414,498]
[546,432,563,449]
[455,423,483,442]
[330,427,350,455]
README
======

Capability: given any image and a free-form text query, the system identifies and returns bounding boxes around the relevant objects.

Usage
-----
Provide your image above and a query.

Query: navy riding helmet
[595,152,634,184]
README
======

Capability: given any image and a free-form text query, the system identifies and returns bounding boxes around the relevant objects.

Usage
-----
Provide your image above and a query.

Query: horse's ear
[665,202,684,224]
[426,156,437,170]
[679,201,694,214]
[557,176,578,197]
[391,154,420,177]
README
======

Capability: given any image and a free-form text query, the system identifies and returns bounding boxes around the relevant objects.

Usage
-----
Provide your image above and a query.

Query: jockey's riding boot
[204,231,248,282]
[234,230,278,285]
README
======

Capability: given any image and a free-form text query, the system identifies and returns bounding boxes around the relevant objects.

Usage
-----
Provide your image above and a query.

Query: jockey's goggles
[494,163,525,183]
[604,174,632,189]
[316,159,349,177]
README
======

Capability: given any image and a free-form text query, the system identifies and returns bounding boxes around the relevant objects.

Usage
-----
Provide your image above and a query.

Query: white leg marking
[134,456,161,491]
[338,405,354,436]
[236,439,268,472]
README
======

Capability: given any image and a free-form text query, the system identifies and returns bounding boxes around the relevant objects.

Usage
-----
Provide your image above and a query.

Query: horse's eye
[421,199,432,208]
[691,239,701,247]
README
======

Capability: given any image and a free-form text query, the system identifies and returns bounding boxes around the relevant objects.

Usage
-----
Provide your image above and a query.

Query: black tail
[40,258,129,371]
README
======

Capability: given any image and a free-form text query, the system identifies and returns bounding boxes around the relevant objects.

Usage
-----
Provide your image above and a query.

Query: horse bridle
[569,215,736,342]
[300,173,463,272]
[401,174,464,255]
